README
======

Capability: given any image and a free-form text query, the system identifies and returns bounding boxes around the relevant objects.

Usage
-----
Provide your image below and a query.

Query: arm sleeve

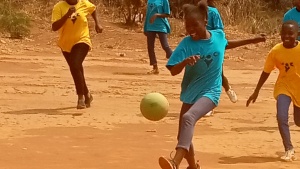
[84,0,96,15]
[212,11,224,30]
[51,4,62,23]
[263,50,276,73]
[162,0,171,15]
[166,39,188,67]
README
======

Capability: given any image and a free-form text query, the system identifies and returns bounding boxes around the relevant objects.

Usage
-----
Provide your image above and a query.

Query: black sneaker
[85,94,93,108]
[77,99,86,109]
[187,163,201,169]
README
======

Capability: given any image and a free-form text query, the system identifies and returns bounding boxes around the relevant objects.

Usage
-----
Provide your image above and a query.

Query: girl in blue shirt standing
[144,0,173,74]
[195,0,238,107]
[283,0,300,40]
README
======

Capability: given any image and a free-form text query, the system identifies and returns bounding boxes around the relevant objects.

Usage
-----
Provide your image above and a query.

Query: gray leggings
[276,94,300,151]
[146,31,173,65]
[176,97,216,157]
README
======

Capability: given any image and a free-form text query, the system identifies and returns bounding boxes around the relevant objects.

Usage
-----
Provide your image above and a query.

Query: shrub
[102,0,146,25]
[0,0,31,38]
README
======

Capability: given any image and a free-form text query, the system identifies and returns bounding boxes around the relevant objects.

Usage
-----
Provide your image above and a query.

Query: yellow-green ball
[140,93,169,121]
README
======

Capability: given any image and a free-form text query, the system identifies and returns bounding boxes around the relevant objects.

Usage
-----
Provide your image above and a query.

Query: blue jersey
[144,0,171,33]
[207,7,224,30]
[166,30,228,105]
[283,7,300,40]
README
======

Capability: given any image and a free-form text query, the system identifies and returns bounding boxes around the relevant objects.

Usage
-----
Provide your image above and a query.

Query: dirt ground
[0,16,300,169]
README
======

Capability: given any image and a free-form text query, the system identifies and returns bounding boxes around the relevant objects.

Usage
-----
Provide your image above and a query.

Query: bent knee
[294,119,300,127]
[182,113,195,126]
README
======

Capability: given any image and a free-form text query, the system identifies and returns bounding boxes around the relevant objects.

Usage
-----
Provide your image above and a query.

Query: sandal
[85,93,93,108]
[187,162,201,169]
[147,68,159,75]
[77,98,86,109]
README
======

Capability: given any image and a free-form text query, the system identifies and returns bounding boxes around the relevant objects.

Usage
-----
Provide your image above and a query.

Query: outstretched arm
[226,35,266,49]
[91,10,103,33]
[91,10,100,24]
[246,71,270,107]
[155,13,170,18]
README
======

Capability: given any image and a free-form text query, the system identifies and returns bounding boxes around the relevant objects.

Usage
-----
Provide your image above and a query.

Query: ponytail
[182,4,194,17]
[183,1,208,21]
[197,0,208,20]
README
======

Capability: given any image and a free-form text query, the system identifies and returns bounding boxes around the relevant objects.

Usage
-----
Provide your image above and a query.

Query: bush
[0,0,31,38]
[217,0,292,34]
[102,0,146,25]
[167,0,293,36]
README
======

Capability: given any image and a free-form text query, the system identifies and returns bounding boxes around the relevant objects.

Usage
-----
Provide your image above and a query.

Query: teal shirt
[207,7,224,30]
[283,7,300,40]
[166,30,228,105]
[144,0,171,33]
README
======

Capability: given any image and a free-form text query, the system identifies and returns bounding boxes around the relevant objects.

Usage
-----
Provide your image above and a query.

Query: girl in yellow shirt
[247,21,300,162]
[51,0,103,109]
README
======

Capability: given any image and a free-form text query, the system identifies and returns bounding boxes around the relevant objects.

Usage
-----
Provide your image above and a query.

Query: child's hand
[246,91,259,107]
[184,55,200,66]
[67,6,76,17]
[95,24,103,33]
[252,34,266,43]
[150,14,158,24]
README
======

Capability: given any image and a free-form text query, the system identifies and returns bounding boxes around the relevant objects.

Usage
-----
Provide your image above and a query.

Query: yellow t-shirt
[264,42,300,107]
[51,0,96,52]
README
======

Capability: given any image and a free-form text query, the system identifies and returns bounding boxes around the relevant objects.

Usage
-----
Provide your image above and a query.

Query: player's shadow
[165,110,230,120]
[1,107,78,116]
[219,156,280,164]
[166,113,179,119]
[231,126,278,133]
[231,122,298,133]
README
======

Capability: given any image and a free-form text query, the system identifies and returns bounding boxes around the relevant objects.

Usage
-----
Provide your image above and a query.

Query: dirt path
[0,18,299,169]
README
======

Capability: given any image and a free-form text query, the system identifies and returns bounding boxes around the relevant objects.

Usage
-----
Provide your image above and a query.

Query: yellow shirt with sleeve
[51,0,96,52]
[264,42,300,107]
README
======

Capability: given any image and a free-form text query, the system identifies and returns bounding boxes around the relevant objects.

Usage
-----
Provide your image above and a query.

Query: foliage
[0,0,31,38]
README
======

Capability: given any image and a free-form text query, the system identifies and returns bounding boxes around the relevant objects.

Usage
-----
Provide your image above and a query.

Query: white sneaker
[226,87,237,103]
[280,149,297,162]
[205,110,214,117]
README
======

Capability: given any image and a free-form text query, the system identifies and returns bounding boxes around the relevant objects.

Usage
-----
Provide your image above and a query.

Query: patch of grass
[169,18,185,38]
[217,0,291,35]
[0,1,31,38]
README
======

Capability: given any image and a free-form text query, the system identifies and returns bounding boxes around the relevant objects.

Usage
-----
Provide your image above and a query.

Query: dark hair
[282,20,299,32]
[193,0,215,7]
[207,0,216,7]
[183,1,208,20]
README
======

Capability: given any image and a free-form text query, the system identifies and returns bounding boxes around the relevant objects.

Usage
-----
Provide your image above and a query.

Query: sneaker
[77,99,86,109]
[281,149,297,162]
[205,110,214,117]
[147,68,159,75]
[85,93,93,108]
[159,156,177,169]
[226,87,237,103]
